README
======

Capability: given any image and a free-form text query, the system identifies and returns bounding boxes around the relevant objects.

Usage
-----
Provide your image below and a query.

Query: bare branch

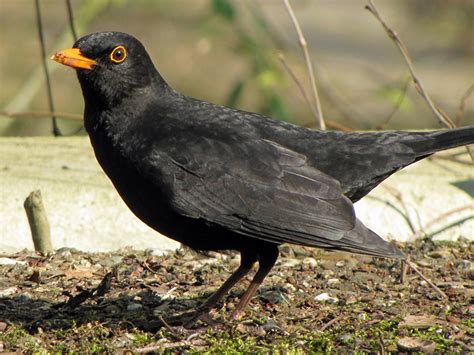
[283,0,326,130]
[365,1,455,129]
[374,76,411,130]
[0,111,83,121]
[455,84,474,126]
[278,53,319,121]
[407,261,448,300]
[408,203,474,241]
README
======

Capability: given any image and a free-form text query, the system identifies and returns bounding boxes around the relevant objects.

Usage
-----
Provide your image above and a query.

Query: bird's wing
[142,134,403,259]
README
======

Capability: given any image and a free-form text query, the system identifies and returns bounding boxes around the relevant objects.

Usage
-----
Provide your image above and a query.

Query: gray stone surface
[0,137,179,253]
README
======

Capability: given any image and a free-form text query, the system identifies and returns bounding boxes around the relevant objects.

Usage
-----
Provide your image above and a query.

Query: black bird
[52,32,474,320]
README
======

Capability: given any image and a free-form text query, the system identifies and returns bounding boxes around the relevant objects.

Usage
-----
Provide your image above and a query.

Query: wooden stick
[283,0,326,130]
[407,261,448,300]
[24,190,53,255]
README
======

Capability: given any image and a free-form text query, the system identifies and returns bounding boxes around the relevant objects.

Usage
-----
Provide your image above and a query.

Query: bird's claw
[159,307,221,329]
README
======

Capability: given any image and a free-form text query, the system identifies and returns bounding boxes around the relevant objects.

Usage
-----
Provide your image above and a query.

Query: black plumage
[52,32,474,319]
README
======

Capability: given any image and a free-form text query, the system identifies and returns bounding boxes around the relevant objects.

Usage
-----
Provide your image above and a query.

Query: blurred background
[1,0,473,136]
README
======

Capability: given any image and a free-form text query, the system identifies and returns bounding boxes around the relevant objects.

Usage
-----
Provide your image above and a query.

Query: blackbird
[52,32,474,320]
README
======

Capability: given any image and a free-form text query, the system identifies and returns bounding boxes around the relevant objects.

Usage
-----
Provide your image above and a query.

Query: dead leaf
[399,314,444,329]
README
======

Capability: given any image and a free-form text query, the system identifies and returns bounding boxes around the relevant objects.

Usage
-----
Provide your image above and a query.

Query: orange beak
[50,48,97,70]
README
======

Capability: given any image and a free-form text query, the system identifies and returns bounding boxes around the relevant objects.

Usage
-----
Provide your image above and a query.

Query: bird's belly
[91,138,260,252]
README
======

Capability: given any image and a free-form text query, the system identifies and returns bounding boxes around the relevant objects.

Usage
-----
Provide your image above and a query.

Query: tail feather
[404,126,474,157]
[337,220,407,260]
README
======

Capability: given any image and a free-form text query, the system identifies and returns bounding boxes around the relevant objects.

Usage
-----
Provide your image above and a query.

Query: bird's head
[52,31,167,109]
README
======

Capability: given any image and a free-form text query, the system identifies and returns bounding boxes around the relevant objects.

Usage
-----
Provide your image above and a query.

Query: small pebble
[339,333,353,344]
[279,258,301,268]
[17,293,32,302]
[79,259,92,268]
[416,260,431,268]
[0,322,7,332]
[56,249,73,259]
[126,302,143,312]
[145,248,168,257]
[0,287,19,297]
[335,261,345,267]
[397,337,436,353]
[314,292,338,303]
[327,278,340,286]
[0,258,27,266]
[457,260,471,270]
[321,270,335,279]
[302,257,318,268]
[346,295,358,304]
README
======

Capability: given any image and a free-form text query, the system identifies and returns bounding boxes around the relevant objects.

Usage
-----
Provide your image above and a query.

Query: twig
[406,260,448,300]
[142,259,160,275]
[65,271,114,308]
[429,154,474,166]
[158,315,181,340]
[455,84,474,126]
[35,0,61,136]
[320,316,340,332]
[366,195,416,234]
[283,0,326,130]
[279,53,351,130]
[378,332,386,355]
[278,53,319,123]
[302,119,353,132]
[2,0,109,121]
[428,216,473,239]
[374,76,411,130]
[134,341,191,352]
[0,110,83,121]
[379,184,418,234]
[400,257,408,284]
[408,204,474,241]
[365,0,455,130]
[65,0,78,41]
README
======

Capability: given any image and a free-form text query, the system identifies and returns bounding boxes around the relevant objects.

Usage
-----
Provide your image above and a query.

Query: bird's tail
[403,125,474,157]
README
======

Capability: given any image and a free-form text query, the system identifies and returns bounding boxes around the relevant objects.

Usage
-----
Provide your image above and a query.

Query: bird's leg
[200,250,258,311]
[180,250,258,327]
[232,245,279,319]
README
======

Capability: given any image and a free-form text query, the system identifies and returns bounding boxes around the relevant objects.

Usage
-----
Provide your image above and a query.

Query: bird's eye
[110,46,127,63]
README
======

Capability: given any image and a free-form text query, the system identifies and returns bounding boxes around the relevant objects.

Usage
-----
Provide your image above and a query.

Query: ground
[0,238,472,353]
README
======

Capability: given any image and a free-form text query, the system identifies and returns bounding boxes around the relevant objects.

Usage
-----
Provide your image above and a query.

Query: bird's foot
[231,309,244,320]
[160,307,222,329]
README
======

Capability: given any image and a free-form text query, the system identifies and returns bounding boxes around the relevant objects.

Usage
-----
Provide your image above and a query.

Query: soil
[0,238,472,353]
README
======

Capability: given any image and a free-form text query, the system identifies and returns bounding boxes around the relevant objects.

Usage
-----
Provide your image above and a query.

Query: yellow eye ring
[110,46,127,63]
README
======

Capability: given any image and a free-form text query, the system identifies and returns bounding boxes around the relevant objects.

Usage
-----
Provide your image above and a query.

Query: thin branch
[400,258,408,284]
[374,76,411,130]
[407,261,448,300]
[366,195,416,234]
[35,0,61,136]
[379,184,418,234]
[423,204,474,235]
[366,0,473,162]
[365,1,454,129]
[65,0,78,41]
[0,111,83,121]
[278,53,319,122]
[320,316,341,332]
[302,119,353,132]
[428,154,474,166]
[455,84,474,126]
[283,0,326,130]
